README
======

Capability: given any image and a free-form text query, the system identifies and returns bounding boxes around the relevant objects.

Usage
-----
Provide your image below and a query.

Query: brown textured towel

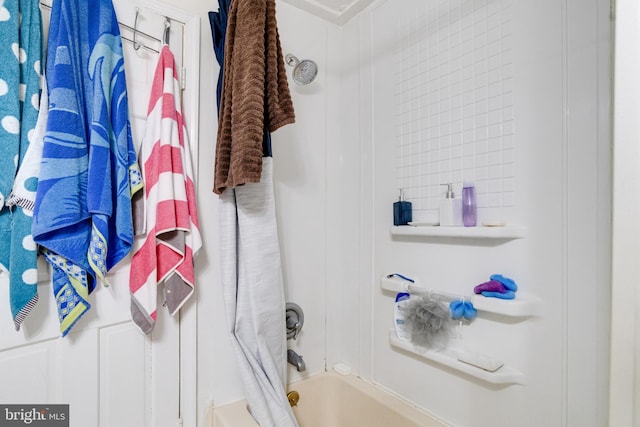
[214,0,296,195]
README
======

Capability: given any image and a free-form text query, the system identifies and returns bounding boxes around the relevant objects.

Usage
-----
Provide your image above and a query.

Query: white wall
[338,0,611,426]
[158,0,610,426]
[324,10,375,379]
[610,0,640,425]
[271,5,331,385]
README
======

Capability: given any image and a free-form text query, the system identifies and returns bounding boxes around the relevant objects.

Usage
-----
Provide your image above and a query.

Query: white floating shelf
[472,292,542,317]
[380,275,542,318]
[380,275,418,293]
[388,330,525,385]
[390,225,526,240]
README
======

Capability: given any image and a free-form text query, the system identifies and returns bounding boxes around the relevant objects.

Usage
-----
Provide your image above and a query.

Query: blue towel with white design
[33,0,141,336]
[0,0,43,330]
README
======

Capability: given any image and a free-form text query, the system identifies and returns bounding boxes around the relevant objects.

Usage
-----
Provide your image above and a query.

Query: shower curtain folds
[211,1,297,424]
[219,158,298,427]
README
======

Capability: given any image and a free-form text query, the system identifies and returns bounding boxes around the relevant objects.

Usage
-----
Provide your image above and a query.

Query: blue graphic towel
[33,0,141,336]
[0,0,43,330]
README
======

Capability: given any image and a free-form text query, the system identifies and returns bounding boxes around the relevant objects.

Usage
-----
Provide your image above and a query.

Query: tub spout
[287,349,306,372]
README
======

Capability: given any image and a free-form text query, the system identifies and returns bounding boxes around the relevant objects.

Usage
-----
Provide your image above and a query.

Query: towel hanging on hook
[163,17,171,45]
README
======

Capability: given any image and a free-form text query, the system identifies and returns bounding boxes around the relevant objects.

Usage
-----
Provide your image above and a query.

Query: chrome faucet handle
[287,349,306,372]
[291,322,300,340]
[286,302,304,340]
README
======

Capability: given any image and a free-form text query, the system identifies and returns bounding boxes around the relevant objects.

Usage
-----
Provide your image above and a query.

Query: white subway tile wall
[394,0,514,219]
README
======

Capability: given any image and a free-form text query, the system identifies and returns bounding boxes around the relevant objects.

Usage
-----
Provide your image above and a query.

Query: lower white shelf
[388,330,525,385]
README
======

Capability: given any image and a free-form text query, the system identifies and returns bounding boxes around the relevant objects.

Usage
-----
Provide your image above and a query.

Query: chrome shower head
[285,53,317,85]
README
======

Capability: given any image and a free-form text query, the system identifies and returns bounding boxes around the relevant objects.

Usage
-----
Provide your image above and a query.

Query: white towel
[8,75,48,212]
[129,46,201,334]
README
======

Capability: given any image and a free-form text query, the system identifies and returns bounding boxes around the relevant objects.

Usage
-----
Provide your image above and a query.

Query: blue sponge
[489,274,518,292]
[449,300,478,320]
[481,290,516,300]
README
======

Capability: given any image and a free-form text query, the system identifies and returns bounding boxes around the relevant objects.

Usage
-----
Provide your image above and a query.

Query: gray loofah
[403,296,452,348]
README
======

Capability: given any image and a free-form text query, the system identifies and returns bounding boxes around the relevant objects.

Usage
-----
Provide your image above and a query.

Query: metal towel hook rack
[134,8,171,49]
[163,17,171,45]
[133,8,142,51]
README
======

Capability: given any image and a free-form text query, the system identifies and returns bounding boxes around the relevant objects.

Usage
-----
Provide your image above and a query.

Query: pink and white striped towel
[129,45,202,335]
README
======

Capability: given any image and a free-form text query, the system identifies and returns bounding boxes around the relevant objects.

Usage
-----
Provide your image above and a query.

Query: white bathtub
[210,370,450,427]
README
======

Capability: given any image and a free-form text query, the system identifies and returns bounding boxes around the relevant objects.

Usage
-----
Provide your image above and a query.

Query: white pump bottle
[439,183,462,226]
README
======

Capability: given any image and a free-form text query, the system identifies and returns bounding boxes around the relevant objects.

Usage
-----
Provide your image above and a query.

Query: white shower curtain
[219,157,298,427]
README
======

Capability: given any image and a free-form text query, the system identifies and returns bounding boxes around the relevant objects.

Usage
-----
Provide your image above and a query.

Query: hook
[162,17,171,45]
[285,53,299,67]
[133,8,142,51]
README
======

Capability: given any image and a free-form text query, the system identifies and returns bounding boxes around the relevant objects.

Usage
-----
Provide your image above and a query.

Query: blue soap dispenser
[393,189,412,226]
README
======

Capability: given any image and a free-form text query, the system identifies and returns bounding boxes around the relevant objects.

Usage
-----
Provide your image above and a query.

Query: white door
[0,2,200,426]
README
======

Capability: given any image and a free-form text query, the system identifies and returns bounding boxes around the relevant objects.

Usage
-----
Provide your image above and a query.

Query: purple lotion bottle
[462,182,477,227]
